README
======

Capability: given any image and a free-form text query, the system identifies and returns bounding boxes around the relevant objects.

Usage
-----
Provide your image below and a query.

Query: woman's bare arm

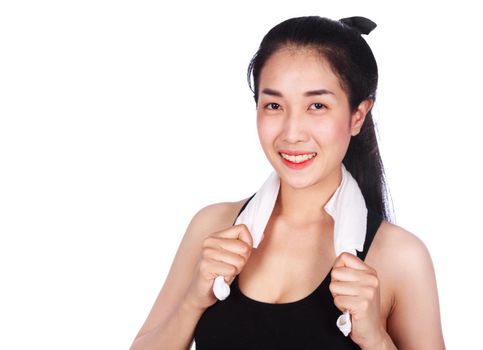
[385,226,446,349]
[129,201,241,350]
[130,296,204,350]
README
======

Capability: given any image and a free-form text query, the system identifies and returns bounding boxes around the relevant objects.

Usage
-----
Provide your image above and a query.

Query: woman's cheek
[257,115,279,143]
[312,120,339,142]
[312,121,350,155]
[324,122,353,158]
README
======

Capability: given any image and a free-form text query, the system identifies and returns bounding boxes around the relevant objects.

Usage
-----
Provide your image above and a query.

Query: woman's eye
[265,102,281,110]
[310,102,327,110]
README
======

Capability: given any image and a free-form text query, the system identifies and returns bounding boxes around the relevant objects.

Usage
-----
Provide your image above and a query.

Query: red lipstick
[279,151,317,170]
[279,150,316,156]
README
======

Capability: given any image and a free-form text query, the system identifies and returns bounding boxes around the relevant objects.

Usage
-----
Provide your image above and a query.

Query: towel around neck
[234,162,368,255]
[213,162,368,337]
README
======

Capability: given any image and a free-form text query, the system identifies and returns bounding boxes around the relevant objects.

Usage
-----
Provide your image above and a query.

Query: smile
[279,152,317,169]
[280,152,317,163]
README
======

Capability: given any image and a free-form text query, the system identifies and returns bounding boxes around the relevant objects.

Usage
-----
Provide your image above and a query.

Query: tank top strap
[232,192,257,226]
[356,208,383,261]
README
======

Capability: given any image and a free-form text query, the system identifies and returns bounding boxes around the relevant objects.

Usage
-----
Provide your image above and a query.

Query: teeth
[280,152,317,163]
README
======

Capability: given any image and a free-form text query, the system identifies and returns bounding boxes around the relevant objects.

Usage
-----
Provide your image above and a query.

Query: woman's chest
[238,218,334,300]
[236,217,393,327]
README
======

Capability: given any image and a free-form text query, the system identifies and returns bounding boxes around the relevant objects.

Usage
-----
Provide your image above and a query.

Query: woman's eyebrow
[261,88,335,97]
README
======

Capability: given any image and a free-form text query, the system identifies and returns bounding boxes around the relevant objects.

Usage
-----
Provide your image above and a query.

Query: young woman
[130,16,445,350]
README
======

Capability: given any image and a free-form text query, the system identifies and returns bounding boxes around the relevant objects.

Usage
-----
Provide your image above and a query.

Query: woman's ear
[350,98,374,136]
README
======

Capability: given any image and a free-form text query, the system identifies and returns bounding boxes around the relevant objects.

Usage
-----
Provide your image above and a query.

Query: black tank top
[194,193,383,349]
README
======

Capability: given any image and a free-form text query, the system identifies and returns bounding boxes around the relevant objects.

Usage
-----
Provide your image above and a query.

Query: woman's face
[256,46,371,189]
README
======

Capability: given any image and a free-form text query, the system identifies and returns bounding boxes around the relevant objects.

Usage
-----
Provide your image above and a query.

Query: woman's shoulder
[373,220,433,283]
[193,196,253,234]
[374,222,444,346]
[376,219,431,262]
[367,219,432,280]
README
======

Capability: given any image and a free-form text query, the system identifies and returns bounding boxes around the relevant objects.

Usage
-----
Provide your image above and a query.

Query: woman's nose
[281,112,310,143]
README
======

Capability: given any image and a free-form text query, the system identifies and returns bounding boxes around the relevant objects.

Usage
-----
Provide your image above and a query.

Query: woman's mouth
[279,152,317,169]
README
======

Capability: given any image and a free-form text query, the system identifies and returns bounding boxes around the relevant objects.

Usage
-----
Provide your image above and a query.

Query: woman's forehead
[259,47,344,96]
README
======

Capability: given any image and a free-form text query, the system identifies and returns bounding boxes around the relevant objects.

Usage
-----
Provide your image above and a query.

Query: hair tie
[339,16,377,35]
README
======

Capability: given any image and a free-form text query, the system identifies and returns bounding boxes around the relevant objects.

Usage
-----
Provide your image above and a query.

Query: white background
[1,1,481,349]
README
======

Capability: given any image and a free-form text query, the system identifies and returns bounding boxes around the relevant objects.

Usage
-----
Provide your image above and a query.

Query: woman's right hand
[184,223,254,310]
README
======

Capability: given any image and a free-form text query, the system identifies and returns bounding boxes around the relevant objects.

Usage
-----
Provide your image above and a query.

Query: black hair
[247,15,394,222]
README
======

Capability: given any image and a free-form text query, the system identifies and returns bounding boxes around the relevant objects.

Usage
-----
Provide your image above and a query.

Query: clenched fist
[184,224,254,310]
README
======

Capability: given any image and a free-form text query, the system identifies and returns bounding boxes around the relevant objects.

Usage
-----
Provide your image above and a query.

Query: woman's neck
[274,165,342,225]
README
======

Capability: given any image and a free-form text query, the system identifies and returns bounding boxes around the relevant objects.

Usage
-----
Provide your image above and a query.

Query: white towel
[212,163,368,337]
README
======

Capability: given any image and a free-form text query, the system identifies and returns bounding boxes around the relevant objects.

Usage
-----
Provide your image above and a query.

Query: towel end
[336,310,352,337]
[213,275,230,301]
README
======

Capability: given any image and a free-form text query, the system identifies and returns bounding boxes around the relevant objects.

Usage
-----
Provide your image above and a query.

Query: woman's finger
[329,280,360,297]
[333,252,374,272]
[331,266,365,282]
[202,247,247,274]
[204,235,251,258]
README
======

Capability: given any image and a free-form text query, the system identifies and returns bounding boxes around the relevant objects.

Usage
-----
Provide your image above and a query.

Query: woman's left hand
[329,252,386,349]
